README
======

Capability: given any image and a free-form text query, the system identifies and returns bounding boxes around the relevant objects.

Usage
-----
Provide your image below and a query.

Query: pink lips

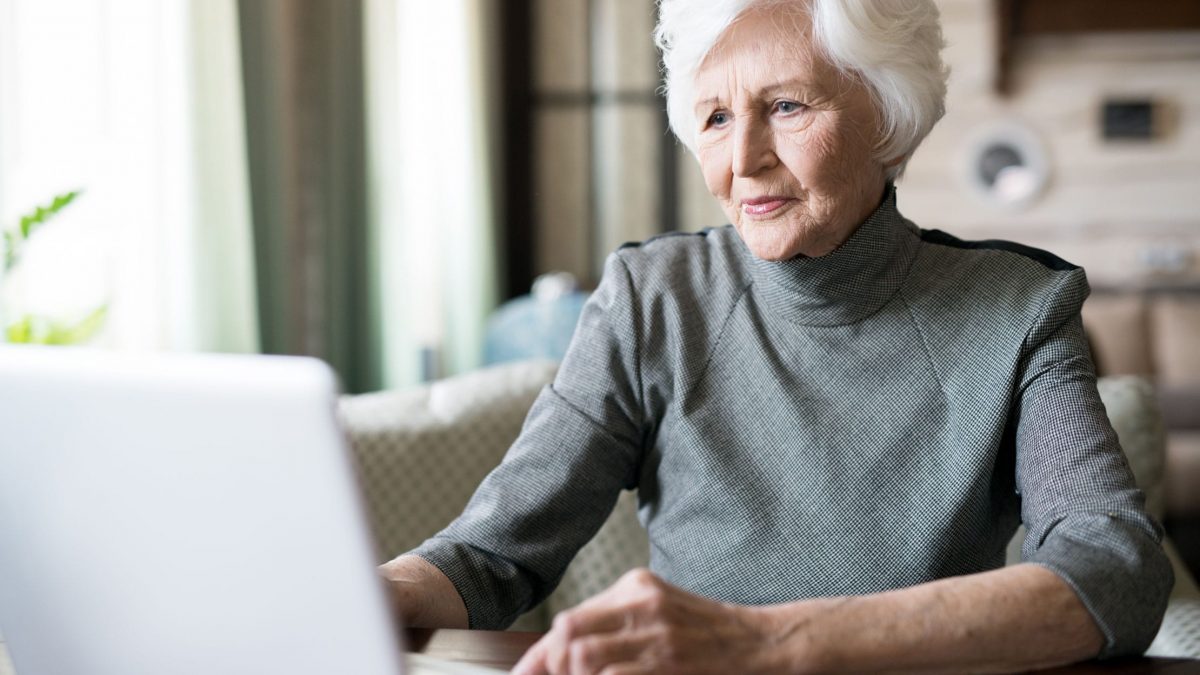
[741,196,795,216]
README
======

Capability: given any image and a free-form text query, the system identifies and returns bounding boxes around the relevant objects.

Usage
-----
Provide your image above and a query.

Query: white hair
[655,0,948,180]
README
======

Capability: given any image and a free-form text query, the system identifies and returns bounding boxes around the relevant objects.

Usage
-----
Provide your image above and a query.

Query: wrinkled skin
[512,569,794,675]
[694,3,895,261]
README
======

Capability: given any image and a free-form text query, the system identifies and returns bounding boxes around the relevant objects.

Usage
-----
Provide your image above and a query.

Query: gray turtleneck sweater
[412,189,1172,657]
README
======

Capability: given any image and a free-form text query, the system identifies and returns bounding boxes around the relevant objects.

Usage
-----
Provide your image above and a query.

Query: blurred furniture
[994,0,1200,95]
[1082,290,1200,519]
[339,359,1200,656]
[483,272,588,366]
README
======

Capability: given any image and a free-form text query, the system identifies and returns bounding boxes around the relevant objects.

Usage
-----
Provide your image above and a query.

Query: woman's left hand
[511,568,802,675]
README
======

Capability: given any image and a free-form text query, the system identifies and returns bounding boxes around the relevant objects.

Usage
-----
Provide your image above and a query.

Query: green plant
[2,190,108,345]
[4,190,80,272]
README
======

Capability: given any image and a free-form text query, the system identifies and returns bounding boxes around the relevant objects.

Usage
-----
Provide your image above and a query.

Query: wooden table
[408,628,540,670]
[407,628,1200,673]
[3,629,1197,673]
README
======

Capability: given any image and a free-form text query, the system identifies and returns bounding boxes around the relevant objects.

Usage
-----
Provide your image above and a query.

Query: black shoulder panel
[618,227,718,251]
[919,229,1079,272]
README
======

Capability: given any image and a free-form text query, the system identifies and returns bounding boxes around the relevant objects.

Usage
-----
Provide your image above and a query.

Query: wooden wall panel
[901,0,1200,285]
[534,109,592,282]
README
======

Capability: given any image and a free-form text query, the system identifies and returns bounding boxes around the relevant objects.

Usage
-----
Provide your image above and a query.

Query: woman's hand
[512,563,1102,674]
[512,568,807,675]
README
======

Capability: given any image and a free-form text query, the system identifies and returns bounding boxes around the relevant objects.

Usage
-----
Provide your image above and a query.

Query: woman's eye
[775,100,804,114]
[707,111,730,128]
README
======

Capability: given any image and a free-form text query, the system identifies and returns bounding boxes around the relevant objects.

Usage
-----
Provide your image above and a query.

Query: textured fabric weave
[412,187,1173,657]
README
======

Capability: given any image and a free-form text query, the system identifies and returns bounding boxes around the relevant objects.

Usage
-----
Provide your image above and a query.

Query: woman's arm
[513,564,1102,675]
[379,554,468,629]
[765,563,1101,673]
[384,252,648,629]
[1012,274,1171,654]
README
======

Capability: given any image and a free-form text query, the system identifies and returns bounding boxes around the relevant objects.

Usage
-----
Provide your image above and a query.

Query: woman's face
[694,4,892,260]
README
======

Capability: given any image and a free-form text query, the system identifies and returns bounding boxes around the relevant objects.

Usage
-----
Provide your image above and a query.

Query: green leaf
[3,231,16,272]
[15,189,82,239]
[50,192,77,211]
[6,315,51,344]
[4,189,83,272]
[5,315,32,343]
[5,305,107,345]
[47,305,108,345]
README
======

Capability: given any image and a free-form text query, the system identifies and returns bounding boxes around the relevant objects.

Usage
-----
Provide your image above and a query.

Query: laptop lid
[0,347,406,675]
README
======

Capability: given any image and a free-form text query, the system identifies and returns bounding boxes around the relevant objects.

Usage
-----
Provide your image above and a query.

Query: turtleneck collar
[741,185,920,327]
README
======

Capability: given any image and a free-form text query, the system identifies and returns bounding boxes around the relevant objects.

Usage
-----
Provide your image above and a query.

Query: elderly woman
[382,0,1172,672]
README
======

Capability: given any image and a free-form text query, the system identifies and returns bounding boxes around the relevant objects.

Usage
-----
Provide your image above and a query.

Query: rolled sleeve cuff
[410,536,535,630]
[1027,512,1174,658]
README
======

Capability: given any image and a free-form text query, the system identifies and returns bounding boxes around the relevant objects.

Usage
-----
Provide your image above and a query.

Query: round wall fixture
[961,121,1051,210]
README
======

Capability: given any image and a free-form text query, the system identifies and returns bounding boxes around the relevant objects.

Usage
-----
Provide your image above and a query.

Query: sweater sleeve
[409,252,646,629]
[1014,269,1173,657]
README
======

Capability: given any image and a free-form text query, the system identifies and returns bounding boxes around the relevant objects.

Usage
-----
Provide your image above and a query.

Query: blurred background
[0,0,1197,551]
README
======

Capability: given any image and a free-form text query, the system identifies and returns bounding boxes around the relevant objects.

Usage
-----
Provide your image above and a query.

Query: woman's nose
[732,114,776,177]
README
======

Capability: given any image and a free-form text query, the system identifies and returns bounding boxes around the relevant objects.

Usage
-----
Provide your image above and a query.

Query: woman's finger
[511,635,552,675]
[557,569,674,637]
[541,600,653,673]
[566,630,660,675]
[523,569,687,674]
[552,600,636,639]
[597,666,654,675]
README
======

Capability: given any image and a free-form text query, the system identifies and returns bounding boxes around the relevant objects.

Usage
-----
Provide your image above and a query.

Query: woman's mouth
[741,197,795,216]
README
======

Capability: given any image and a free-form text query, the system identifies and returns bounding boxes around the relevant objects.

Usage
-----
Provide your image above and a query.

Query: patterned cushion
[1149,598,1200,658]
[338,359,559,561]
[1097,376,1166,521]
[1149,538,1200,657]
[339,359,560,630]
[544,490,648,617]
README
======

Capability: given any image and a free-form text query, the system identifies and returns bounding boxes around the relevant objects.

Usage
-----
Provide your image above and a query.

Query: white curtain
[364,0,500,387]
[182,0,259,353]
[0,0,258,353]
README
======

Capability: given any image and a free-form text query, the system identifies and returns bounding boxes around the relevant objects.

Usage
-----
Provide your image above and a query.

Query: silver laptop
[0,346,501,675]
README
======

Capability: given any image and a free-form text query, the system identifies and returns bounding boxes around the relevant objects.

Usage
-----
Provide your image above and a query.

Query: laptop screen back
[0,347,405,675]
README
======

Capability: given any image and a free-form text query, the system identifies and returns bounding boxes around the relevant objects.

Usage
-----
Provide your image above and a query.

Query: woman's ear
[884,154,906,169]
